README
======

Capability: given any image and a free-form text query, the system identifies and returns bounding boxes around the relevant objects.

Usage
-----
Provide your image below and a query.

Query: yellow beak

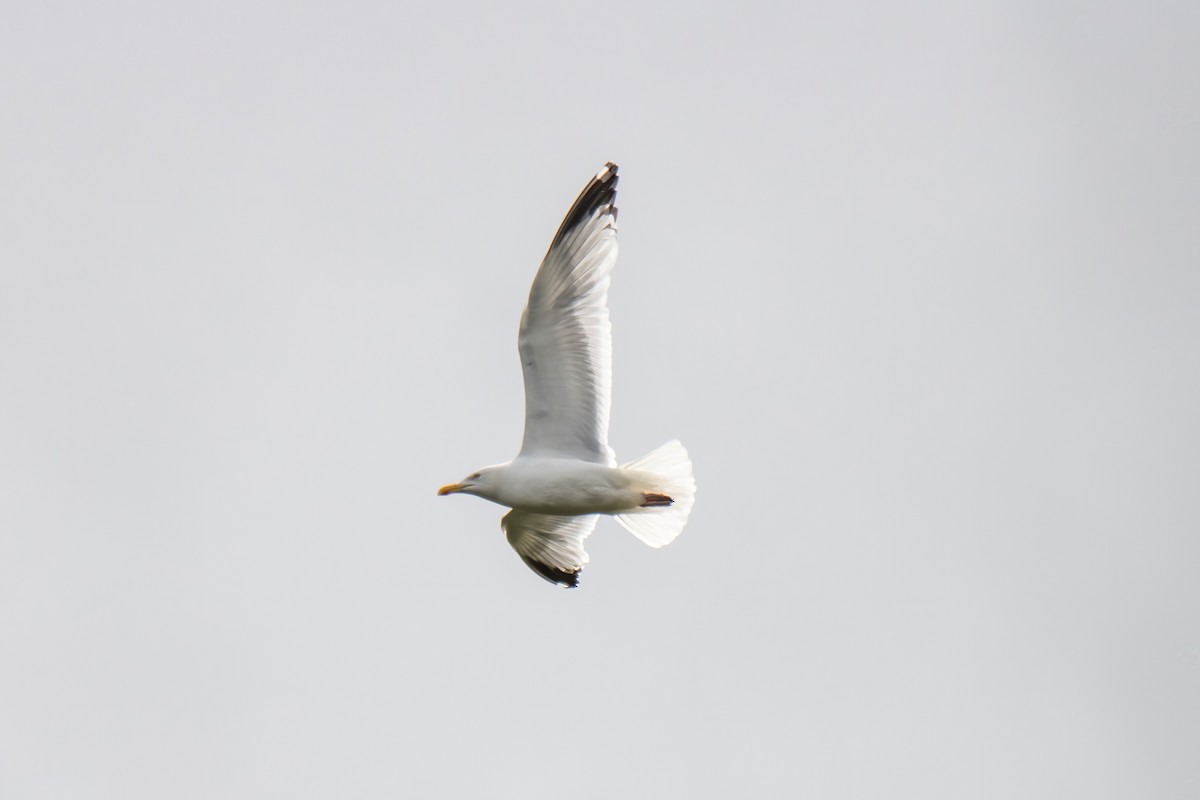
[437,483,464,496]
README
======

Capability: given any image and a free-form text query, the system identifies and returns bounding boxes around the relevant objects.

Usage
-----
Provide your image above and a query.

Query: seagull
[438,162,695,588]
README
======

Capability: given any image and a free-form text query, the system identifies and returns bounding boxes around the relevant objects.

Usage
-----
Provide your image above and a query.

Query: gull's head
[438,465,503,499]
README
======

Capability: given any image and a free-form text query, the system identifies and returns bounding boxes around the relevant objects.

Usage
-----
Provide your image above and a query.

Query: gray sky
[2,1,1198,797]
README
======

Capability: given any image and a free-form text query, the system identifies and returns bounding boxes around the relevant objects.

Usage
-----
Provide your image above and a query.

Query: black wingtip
[546,162,619,252]
[520,556,581,588]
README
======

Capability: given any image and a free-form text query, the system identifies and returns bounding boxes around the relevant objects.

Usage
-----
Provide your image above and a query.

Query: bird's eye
[469,473,481,480]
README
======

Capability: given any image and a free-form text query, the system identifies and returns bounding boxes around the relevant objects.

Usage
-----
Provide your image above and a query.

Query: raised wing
[502,510,597,588]
[517,162,619,465]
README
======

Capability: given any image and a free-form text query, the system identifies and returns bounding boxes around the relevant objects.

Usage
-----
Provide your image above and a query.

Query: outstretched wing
[517,162,619,465]
[502,510,597,588]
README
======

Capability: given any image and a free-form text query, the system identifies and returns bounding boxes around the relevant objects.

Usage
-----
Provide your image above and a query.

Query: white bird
[438,162,695,588]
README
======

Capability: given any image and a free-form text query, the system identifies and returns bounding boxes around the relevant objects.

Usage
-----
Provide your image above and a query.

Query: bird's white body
[480,458,648,516]
[438,163,695,587]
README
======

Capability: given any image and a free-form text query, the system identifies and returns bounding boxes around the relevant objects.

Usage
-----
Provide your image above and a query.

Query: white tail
[615,440,696,548]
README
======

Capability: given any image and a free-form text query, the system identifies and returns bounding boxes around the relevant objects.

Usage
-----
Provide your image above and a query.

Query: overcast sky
[2,1,1198,798]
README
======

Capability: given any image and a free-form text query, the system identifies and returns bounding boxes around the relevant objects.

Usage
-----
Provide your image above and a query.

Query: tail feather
[615,440,696,548]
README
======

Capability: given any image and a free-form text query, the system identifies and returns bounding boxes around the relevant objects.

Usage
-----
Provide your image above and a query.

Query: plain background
[2,1,1198,797]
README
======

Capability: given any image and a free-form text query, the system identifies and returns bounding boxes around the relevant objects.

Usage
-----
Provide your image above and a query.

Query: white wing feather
[503,510,597,588]
[517,163,619,465]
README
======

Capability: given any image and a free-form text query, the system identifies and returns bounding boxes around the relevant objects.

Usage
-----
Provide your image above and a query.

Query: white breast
[496,458,643,515]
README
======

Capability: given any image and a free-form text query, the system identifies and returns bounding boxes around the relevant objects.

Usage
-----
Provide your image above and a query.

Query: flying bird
[438,162,695,587]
